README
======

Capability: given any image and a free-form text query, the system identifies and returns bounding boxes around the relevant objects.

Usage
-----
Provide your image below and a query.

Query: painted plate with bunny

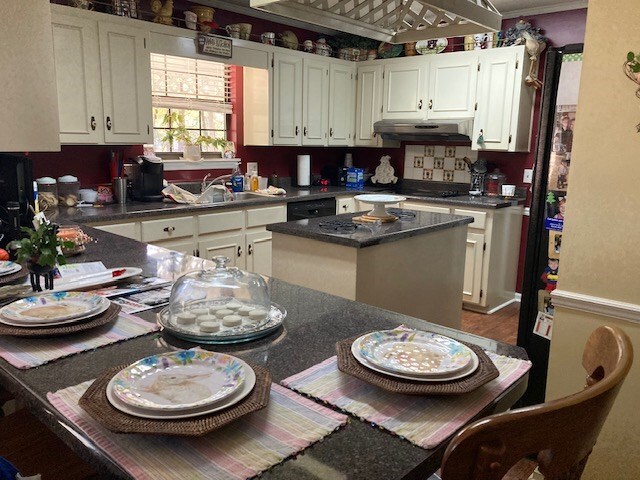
[111,350,246,411]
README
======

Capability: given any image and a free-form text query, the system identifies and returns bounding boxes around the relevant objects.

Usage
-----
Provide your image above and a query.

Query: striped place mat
[281,352,531,449]
[0,313,158,369]
[48,381,348,480]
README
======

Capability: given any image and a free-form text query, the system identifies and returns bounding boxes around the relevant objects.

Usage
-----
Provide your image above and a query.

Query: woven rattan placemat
[79,362,272,436]
[0,266,28,287]
[0,302,121,337]
[336,333,499,395]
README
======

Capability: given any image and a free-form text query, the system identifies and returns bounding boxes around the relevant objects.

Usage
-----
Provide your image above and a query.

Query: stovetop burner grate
[318,220,358,234]
[387,209,417,220]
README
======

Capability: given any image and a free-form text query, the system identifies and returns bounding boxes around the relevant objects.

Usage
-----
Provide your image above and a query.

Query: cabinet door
[245,230,273,277]
[93,222,139,240]
[51,15,104,144]
[355,65,383,147]
[382,61,426,119]
[198,234,246,269]
[427,53,478,119]
[98,22,152,144]
[328,63,354,146]
[336,196,356,214]
[272,52,302,145]
[463,232,485,305]
[302,58,328,146]
[472,49,518,151]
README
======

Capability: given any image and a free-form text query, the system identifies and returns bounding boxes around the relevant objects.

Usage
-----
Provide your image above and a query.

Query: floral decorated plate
[106,356,256,419]
[415,38,448,54]
[0,291,109,324]
[111,350,246,411]
[0,261,21,277]
[356,329,474,376]
[377,42,403,59]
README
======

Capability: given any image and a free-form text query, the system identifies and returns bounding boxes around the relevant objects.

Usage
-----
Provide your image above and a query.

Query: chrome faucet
[201,173,232,193]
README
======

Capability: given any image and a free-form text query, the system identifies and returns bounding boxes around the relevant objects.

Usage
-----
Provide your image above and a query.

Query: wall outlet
[523,168,533,184]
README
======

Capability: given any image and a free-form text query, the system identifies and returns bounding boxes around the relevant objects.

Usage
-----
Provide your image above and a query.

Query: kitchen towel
[47,382,348,480]
[281,352,531,449]
[0,313,158,369]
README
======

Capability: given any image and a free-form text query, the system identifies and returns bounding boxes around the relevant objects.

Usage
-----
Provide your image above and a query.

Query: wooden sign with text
[196,34,232,59]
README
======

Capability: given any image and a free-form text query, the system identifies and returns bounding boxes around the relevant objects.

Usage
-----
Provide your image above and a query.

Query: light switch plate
[523,168,533,184]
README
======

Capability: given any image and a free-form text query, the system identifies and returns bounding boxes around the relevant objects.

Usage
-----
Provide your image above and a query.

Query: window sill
[161,158,240,171]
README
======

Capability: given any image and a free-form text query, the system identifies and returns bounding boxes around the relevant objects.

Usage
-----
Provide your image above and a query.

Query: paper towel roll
[297,155,311,187]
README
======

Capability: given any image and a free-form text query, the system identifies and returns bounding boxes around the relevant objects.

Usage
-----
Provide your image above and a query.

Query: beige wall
[546,0,640,478]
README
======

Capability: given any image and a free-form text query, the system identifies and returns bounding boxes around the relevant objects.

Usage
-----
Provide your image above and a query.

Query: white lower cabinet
[463,232,485,305]
[93,221,139,240]
[245,229,274,277]
[153,238,196,256]
[198,233,246,268]
[336,196,356,214]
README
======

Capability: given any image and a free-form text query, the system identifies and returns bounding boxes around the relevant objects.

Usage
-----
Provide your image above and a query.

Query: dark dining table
[0,226,529,479]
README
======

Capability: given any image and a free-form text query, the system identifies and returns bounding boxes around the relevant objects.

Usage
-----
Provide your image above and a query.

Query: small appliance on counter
[127,156,164,202]
[0,154,34,247]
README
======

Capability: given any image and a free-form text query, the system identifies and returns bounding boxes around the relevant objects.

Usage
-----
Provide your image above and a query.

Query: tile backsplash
[403,145,476,184]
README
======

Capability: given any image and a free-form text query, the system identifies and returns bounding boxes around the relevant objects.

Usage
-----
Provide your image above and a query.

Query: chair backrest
[440,325,633,480]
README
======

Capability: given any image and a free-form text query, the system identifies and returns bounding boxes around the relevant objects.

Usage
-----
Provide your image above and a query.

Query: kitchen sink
[232,192,265,200]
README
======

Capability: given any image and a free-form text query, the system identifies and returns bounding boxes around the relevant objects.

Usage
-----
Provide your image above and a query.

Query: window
[151,53,232,154]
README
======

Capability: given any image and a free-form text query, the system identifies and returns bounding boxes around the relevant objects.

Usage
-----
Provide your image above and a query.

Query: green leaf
[632,64,640,73]
[628,52,635,62]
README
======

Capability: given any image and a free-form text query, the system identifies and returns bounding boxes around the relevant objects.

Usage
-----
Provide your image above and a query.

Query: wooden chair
[440,325,633,480]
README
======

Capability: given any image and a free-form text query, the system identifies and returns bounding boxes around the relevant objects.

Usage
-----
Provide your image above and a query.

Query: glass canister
[484,169,506,197]
[57,175,80,206]
[36,177,58,210]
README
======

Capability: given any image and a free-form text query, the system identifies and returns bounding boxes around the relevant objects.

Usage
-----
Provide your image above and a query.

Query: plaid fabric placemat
[0,312,158,369]
[281,352,531,449]
[48,381,348,480]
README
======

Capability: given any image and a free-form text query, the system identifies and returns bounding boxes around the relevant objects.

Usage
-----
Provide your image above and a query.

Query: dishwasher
[286,198,337,221]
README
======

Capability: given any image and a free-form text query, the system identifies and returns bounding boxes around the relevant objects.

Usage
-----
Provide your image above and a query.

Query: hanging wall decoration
[623,51,640,132]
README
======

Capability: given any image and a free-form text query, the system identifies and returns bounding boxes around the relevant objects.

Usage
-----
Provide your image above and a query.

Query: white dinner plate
[351,337,479,382]
[111,350,247,411]
[0,261,21,277]
[107,357,256,419]
[0,292,109,324]
[355,329,474,376]
[0,298,110,328]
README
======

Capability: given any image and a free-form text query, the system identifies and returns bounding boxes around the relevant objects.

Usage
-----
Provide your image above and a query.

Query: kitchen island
[0,226,528,480]
[267,210,473,329]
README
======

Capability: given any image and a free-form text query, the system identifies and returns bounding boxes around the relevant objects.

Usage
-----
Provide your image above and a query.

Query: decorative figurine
[522,31,547,89]
[371,155,398,184]
[151,0,173,25]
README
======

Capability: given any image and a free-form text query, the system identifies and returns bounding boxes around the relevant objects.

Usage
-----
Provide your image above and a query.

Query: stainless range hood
[373,119,473,142]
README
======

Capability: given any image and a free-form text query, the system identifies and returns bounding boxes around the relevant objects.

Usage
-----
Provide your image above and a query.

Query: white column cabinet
[382,60,427,119]
[51,15,104,144]
[472,47,533,152]
[355,64,383,147]
[328,63,355,146]
[272,52,303,145]
[463,232,485,305]
[302,58,329,146]
[426,53,479,120]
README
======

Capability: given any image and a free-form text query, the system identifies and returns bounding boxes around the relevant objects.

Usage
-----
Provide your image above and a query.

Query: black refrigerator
[517,44,584,406]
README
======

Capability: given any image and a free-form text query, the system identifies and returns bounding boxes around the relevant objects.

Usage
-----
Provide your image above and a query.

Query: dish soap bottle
[230,163,244,192]
[250,173,259,192]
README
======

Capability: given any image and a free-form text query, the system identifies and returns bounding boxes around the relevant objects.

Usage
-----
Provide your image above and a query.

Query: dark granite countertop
[267,210,474,248]
[46,186,524,225]
[0,226,528,479]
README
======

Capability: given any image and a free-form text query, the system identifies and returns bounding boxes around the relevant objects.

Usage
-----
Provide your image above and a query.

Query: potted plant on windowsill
[8,219,73,292]
[161,112,227,161]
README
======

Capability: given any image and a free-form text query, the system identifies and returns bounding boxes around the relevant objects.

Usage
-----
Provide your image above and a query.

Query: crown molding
[551,289,640,324]
[501,1,588,20]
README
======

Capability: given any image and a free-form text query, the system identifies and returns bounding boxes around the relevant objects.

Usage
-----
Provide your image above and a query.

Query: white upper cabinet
[98,23,152,144]
[51,15,104,144]
[272,52,303,145]
[382,59,426,119]
[355,64,383,147]
[51,12,152,145]
[426,53,479,120]
[328,63,355,146]
[302,58,329,146]
[472,46,534,152]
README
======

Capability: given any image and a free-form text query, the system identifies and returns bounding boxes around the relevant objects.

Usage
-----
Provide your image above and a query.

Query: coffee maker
[0,154,35,247]
[127,156,164,202]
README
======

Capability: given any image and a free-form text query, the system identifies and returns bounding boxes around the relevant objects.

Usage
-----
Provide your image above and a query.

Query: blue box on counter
[346,168,364,189]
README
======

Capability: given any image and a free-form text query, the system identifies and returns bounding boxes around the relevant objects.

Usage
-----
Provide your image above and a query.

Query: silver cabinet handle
[303,126,307,136]
[295,126,299,136]
[237,246,242,257]
[418,99,423,110]
[428,99,433,109]
[329,128,334,137]
[248,244,253,255]
[163,226,175,233]
[106,116,112,130]
[90,116,96,131]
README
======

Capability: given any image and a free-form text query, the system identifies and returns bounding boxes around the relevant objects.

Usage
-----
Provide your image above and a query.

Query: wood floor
[461,302,520,344]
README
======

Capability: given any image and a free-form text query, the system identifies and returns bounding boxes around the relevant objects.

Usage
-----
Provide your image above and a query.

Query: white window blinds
[151,53,232,114]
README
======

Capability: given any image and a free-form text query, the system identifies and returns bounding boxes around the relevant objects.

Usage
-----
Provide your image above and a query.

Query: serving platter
[111,350,247,411]
[416,38,448,54]
[356,329,474,376]
[50,267,143,292]
[0,292,109,324]
[106,357,256,420]
[353,194,406,219]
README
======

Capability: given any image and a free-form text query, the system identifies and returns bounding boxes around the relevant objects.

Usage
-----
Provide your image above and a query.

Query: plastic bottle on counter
[230,163,244,192]
[269,172,279,188]
[250,174,259,191]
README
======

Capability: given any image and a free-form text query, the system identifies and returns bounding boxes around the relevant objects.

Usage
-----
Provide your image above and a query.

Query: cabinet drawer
[403,202,451,214]
[141,216,194,242]
[453,208,487,229]
[246,205,286,227]
[93,222,139,240]
[198,210,244,235]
